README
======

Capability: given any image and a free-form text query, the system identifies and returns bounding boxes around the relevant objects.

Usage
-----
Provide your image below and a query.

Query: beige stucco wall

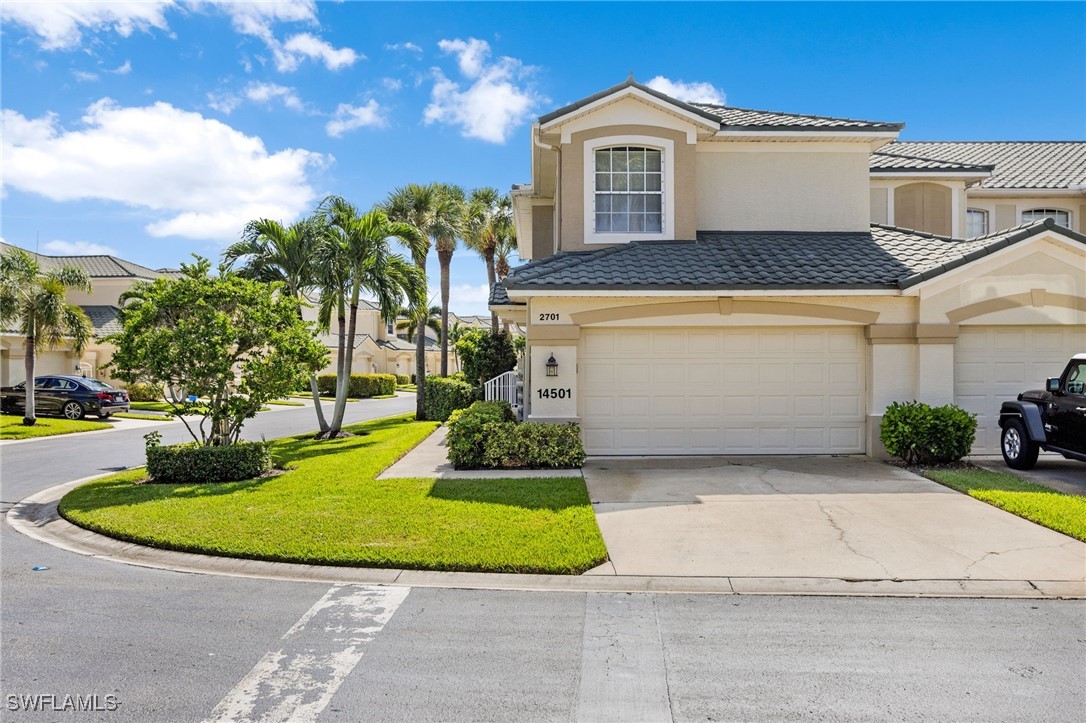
[65,278,137,307]
[870,188,888,225]
[559,124,697,251]
[697,145,871,232]
[531,204,555,260]
[961,195,1086,234]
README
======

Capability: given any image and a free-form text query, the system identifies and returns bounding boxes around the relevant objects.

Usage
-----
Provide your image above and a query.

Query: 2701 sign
[536,387,571,399]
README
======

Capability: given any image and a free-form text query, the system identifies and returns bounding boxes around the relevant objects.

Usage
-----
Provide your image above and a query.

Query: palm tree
[224,217,330,434]
[493,229,518,282]
[396,304,442,348]
[465,187,513,331]
[447,319,467,373]
[317,197,426,436]
[431,184,465,377]
[0,248,93,425]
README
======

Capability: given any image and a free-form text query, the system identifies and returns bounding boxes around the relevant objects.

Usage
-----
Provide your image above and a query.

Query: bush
[881,401,977,465]
[446,401,516,469]
[146,441,271,483]
[316,373,397,398]
[456,329,517,385]
[396,374,410,385]
[424,376,478,422]
[123,382,162,402]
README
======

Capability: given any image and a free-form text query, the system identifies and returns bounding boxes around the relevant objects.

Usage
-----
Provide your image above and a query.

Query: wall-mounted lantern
[545,353,559,377]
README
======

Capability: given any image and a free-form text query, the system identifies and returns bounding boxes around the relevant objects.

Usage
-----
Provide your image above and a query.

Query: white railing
[484,371,522,417]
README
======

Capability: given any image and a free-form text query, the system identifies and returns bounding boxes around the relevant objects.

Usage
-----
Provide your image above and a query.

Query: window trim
[966,208,988,237]
[1021,208,1072,228]
[583,135,675,244]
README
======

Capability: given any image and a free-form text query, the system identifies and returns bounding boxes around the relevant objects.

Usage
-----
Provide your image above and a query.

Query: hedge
[446,401,585,470]
[424,375,478,422]
[880,400,977,465]
[396,374,410,385]
[146,441,271,484]
[123,382,163,402]
[316,373,396,398]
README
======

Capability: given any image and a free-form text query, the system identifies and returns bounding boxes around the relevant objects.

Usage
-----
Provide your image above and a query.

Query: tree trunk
[415,320,426,420]
[438,247,452,377]
[330,296,359,435]
[23,336,36,425]
[484,250,498,331]
[308,374,328,432]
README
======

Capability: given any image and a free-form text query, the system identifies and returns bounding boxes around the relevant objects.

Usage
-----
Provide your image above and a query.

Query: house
[494,78,1086,456]
[0,243,181,386]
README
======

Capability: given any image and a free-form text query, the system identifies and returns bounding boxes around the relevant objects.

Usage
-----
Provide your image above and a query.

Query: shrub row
[446,401,586,470]
[147,441,271,484]
[123,382,163,402]
[880,400,977,465]
[316,373,397,398]
[423,376,478,422]
[396,374,410,385]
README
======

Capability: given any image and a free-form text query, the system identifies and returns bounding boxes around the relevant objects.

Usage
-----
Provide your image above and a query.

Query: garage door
[955,325,1086,454]
[580,327,866,455]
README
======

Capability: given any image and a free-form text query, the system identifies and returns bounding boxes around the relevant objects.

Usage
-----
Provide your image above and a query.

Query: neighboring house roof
[502,219,1081,292]
[869,151,994,174]
[538,77,903,133]
[378,337,439,352]
[879,141,1086,190]
[316,332,372,350]
[0,243,179,280]
[83,306,123,336]
[301,292,380,312]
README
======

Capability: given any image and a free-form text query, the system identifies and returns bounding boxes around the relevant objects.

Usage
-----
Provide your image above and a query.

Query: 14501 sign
[536,387,572,399]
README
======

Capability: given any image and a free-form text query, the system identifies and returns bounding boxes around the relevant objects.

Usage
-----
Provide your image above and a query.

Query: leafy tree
[316,197,426,435]
[107,257,327,446]
[0,248,92,425]
[224,217,331,433]
[464,188,513,331]
[455,328,517,387]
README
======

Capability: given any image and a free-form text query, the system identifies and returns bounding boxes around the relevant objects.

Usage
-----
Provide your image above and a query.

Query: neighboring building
[495,78,1086,456]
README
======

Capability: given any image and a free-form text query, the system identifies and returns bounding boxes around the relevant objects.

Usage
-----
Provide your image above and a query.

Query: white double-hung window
[584,135,674,243]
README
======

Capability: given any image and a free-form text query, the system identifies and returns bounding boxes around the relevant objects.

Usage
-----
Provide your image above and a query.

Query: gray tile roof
[488,282,521,306]
[82,306,123,337]
[377,336,438,352]
[880,141,1086,189]
[0,243,177,280]
[869,151,993,174]
[503,219,1082,292]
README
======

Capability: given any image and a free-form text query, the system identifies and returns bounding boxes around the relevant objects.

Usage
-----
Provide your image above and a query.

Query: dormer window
[594,147,663,234]
[966,208,988,237]
[1021,208,1070,228]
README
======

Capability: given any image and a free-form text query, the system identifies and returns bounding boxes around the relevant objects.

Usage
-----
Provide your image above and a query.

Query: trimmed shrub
[456,329,517,386]
[482,422,586,469]
[880,401,977,465]
[316,373,397,398]
[396,374,410,385]
[146,441,271,484]
[446,401,516,469]
[424,376,478,422]
[123,382,162,402]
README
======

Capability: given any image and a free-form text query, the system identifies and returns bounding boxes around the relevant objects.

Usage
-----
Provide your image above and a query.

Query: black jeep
[998,354,1086,469]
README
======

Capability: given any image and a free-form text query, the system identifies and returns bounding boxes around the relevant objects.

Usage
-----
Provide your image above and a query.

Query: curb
[7,477,1085,599]
[0,416,177,447]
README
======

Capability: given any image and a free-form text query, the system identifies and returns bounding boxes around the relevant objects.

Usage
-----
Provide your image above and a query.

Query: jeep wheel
[1001,419,1039,470]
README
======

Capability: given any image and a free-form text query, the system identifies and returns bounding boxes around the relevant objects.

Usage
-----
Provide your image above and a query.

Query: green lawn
[267,399,305,407]
[925,467,1086,542]
[128,401,177,413]
[288,394,358,402]
[396,385,417,393]
[1,415,112,440]
[59,414,608,574]
[112,412,175,421]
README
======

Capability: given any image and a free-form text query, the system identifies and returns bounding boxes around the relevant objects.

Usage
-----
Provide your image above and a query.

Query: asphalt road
[2,397,1085,722]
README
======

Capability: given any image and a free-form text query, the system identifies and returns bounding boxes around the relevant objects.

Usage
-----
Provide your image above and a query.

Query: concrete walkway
[584,456,1086,583]
[377,425,583,480]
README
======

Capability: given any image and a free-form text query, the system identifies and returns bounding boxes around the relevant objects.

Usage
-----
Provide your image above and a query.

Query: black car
[0,375,130,420]
[998,354,1086,469]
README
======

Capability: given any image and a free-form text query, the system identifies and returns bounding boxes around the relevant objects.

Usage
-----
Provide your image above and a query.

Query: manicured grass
[112,412,174,421]
[1,414,111,440]
[396,385,416,393]
[129,401,175,413]
[288,394,358,402]
[925,467,1086,542]
[267,399,305,407]
[59,414,608,574]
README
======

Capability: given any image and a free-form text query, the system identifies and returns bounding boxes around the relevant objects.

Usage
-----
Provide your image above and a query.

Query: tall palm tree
[317,197,426,435]
[431,184,465,377]
[447,319,466,373]
[0,248,93,425]
[493,230,519,334]
[465,188,513,331]
[224,217,330,434]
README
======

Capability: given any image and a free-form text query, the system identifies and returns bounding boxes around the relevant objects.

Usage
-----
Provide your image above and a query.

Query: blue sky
[2,1,1083,315]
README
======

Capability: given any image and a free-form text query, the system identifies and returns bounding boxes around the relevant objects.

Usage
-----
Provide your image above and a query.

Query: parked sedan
[0,375,130,420]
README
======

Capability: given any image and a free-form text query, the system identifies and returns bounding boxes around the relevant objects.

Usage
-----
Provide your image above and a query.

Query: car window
[55,379,77,390]
[1066,362,1085,395]
[81,379,114,391]
[36,377,59,389]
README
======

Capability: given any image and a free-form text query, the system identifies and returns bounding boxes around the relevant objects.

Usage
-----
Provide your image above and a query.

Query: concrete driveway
[584,456,1086,582]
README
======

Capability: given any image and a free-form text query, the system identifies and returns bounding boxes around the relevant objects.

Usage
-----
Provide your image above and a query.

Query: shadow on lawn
[270,415,418,466]
[426,477,593,512]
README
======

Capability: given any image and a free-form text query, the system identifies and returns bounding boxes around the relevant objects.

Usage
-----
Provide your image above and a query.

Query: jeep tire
[1001,418,1039,470]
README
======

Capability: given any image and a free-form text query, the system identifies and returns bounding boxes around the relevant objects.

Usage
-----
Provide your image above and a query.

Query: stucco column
[865,325,920,458]
[916,343,956,405]
[525,325,580,424]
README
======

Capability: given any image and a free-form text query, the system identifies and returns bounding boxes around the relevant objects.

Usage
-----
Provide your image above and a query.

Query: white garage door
[580,327,866,455]
[955,325,1086,454]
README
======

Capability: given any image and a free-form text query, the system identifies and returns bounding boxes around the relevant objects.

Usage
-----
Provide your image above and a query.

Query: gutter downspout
[534,132,561,256]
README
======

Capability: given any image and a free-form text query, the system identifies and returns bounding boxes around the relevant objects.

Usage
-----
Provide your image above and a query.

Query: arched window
[593,146,663,234]
[1021,208,1071,228]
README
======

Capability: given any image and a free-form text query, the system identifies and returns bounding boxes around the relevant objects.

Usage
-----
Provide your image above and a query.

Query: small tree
[456,328,517,386]
[107,257,327,446]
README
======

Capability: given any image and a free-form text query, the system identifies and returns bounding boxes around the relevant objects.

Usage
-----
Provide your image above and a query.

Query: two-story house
[494,78,1086,457]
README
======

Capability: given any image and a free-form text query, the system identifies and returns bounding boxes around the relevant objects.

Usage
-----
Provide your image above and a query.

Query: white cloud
[0,0,174,50]
[42,240,118,256]
[429,283,494,316]
[325,101,386,137]
[2,99,329,242]
[424,37,542,144]
[73,69,100,82]
[276,32,358,72]
[385,41,422,54]
[380,77,403,92]
[112,60,132,75]
[645,76,726,105]
[208,81,307,114]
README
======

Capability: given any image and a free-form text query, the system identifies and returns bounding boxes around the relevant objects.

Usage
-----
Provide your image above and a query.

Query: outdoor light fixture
[545,353,559,377]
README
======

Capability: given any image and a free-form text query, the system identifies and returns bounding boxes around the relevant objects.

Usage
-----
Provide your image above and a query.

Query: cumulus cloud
[385,41,422,54]
[275,32,359,72]
[42,240,119,256]
[112,60,133,75]
[428,283,494,316]
[208,81,308,114]
[1,99,329,241]
[0,0,174,50]
[645,76,726,105]
[423,37,542,144]
[325,101,386,137]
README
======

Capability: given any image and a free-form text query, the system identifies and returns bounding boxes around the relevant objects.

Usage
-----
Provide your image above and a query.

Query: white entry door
[579,327,866,455]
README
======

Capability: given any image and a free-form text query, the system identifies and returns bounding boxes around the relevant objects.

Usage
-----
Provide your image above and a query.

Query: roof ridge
[869,149,994,170]
[691,102,901,127]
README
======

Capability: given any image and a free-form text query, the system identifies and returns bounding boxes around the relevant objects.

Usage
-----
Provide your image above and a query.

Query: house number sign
[537,312,559,321]
[536,388,572,399]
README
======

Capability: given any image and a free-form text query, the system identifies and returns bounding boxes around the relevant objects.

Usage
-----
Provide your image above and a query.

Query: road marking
[204,584,409,723]
[575,592,673,723]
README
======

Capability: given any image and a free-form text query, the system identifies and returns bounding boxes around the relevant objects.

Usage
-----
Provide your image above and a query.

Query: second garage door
[580,327,866,455]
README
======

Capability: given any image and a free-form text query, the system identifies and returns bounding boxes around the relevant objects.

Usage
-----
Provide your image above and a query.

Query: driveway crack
[816,501,892,577]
